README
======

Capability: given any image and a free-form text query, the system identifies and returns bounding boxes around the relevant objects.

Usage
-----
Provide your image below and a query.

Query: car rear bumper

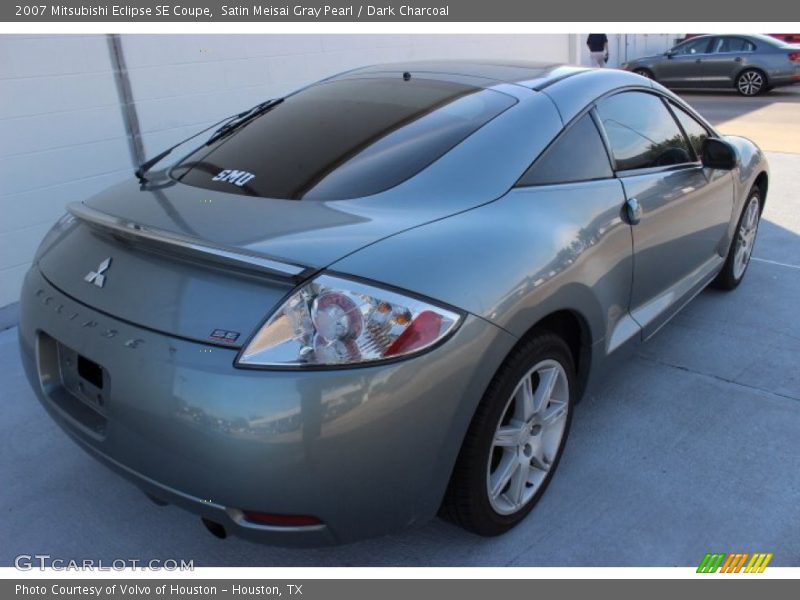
[766,63,800,86]
[18,266,516,546]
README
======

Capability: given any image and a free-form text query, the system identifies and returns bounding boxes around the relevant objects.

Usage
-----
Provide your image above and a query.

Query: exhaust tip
[202,518,227,539]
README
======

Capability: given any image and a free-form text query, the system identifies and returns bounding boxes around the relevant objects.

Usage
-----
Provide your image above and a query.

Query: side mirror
[701,137,737,170]
[664,50,675,58]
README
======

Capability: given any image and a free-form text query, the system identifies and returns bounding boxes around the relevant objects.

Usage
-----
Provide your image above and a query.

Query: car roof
[332,60,659,124]
[339,60,592,91]
[681,33,784,46]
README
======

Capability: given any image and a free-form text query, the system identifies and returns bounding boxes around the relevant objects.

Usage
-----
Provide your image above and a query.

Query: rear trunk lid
[36,177,482,347]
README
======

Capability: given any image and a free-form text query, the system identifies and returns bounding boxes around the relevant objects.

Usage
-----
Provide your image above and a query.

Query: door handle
[626,197,642,225]
[695,59,702,63]
[734,57,742,62]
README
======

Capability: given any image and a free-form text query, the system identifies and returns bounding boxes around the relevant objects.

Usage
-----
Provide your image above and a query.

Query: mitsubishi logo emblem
[84,258,112,288]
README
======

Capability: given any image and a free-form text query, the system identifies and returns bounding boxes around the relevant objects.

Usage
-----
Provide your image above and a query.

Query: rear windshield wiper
[204,97,284,146]
[135,97,284,182]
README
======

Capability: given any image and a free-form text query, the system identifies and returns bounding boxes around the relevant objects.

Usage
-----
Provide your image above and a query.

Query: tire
[735,69,767,96]
[633,68,655,80]
[441,332,576,536]
[712,187,762,290]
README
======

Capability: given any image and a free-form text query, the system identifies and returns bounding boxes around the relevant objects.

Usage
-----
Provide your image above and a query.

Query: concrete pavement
[681,86,800,153]
[2,136,799,566]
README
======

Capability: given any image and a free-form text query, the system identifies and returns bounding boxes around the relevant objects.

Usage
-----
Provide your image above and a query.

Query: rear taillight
[385,310,444,357]
[236,274,461,368]
[788,52,800,62]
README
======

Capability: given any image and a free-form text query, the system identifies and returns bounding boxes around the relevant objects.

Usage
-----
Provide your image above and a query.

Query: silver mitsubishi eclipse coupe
[19,61,767,546]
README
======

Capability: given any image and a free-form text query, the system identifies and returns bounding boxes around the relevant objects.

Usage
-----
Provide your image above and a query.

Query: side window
[709,37,727,53]
[596,92,694,171]
[735,38,756,52]
[519,113,613,186]
[670,103,711,158]
[711,37,756,53]
[673,38,710,55]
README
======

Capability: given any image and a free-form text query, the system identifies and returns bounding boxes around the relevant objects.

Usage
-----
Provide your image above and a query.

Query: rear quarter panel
[331,178,634,391]
[725,135,770,232]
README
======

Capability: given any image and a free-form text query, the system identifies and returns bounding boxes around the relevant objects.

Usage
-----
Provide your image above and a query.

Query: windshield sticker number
[212,169,256,187]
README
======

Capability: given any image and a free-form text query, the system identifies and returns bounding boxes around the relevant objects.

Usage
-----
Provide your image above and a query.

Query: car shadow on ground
[678,87,800,99]
[675,85,800,117]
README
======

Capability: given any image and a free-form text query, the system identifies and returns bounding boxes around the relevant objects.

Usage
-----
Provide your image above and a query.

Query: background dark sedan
[621,34,800,96]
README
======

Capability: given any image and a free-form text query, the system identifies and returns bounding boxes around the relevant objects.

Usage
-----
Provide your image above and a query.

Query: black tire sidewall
[714,188,761,289]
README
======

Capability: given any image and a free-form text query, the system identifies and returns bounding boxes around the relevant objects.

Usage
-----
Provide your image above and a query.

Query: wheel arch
[438,308,592,528]
[515,309,593,399]
[735,66,769,91]
[754,171,769,211]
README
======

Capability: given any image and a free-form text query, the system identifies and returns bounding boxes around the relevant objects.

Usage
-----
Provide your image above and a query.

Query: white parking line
[752,257,800,270]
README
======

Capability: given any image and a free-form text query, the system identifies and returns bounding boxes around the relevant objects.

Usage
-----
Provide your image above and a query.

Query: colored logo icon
[697,552,773,573]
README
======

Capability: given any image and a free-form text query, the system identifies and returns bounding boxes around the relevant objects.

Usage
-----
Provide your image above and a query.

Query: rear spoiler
[67,202,315,284]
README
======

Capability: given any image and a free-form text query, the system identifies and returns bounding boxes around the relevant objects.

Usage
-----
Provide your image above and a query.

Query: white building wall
[577,33,683,67]
[0,35,132,307]
[0,33,589,309]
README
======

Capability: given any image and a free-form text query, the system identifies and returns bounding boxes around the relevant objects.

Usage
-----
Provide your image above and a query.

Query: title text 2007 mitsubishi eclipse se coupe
[19,61,768,546]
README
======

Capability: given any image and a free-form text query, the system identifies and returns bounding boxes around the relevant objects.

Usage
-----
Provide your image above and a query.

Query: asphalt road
[1,99,799,567]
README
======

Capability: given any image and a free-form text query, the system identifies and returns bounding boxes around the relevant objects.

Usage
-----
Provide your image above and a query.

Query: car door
[701,36,758,86]
[512,112,636,356]
[658,37,713,86]
[595,91,734,339]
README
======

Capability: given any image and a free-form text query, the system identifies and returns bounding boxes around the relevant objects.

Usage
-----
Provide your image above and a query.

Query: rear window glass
[171,77,516,200]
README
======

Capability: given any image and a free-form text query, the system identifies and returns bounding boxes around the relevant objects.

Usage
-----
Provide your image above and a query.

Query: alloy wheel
[486,359,569,515]
[737,71,764,96]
